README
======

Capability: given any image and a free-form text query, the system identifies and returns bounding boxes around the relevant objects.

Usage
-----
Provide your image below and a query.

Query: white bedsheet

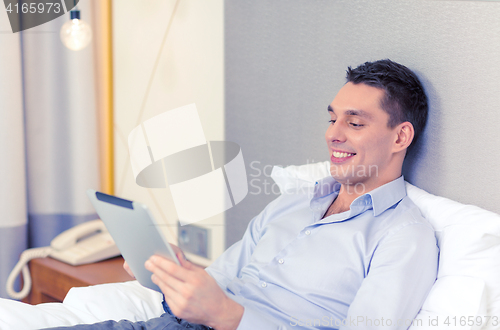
[0,281,164,330]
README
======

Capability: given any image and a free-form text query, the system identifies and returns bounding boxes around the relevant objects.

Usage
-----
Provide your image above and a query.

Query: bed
[1,162,499,330]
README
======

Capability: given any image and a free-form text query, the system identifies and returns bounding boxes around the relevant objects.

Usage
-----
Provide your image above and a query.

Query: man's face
[326,82,399,189]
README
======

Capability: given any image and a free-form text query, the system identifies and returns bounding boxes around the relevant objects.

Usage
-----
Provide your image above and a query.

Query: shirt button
[305,230,311,235]
[278,258,284,264]
[261,282,267,288]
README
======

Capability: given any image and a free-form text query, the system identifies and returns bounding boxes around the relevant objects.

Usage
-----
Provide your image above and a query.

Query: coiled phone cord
[6,247,53,300]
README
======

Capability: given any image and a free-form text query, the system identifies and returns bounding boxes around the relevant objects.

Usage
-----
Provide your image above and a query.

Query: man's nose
[325,121,346,143]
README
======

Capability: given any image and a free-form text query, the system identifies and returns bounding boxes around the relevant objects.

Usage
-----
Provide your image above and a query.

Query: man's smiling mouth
[332,151,356,158]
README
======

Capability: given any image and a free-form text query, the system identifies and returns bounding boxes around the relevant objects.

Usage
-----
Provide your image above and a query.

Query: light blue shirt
[206,176,438,330]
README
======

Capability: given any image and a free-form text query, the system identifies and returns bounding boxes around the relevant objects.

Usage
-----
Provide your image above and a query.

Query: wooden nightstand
[24,256,134,305]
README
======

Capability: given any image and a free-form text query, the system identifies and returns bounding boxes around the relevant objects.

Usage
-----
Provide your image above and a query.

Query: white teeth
[332,151,354,158]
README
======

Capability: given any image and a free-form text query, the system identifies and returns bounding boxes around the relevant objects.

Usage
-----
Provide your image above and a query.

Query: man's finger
[149,255,193,281]
[146,258,190,293]
[177,253,200,271]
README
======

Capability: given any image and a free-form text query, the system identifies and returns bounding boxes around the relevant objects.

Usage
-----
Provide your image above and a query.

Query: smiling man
[323,69,424,214]
[53,60,438,330]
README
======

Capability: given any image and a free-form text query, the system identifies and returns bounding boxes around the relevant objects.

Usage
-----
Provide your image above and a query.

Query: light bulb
[60,10,92,51]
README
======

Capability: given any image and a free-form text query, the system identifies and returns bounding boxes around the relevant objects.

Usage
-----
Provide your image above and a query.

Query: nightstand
[24,256,134,305]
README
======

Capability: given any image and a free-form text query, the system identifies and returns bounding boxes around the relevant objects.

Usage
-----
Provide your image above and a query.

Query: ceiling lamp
[60,5,92,51]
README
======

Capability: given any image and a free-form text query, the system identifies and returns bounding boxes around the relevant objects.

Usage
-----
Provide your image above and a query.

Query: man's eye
[329,120,336,124]
[349,122,363,127]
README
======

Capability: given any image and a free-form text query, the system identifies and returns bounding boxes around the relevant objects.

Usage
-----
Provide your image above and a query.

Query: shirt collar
[366,176,406,216]
[311,175,407,218]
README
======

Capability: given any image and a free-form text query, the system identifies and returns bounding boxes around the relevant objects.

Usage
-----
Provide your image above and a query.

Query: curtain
[0,9,27,299]
[0,0,101,298]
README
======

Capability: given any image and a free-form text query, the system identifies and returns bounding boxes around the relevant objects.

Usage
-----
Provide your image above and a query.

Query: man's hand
[145,253,244,330]
[123,244,185,279]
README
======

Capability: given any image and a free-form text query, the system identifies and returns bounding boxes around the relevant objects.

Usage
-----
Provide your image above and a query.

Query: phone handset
[6,219,120,300]
[51,220,107,250]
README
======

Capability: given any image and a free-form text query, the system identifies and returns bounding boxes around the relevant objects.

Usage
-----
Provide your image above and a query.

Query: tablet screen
[87,189,180,292]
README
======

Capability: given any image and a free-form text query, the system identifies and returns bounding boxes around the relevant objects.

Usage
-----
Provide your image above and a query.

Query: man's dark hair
[346,59,428,149]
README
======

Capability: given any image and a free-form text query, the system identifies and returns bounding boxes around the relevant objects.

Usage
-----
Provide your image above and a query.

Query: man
[55,59,438,330]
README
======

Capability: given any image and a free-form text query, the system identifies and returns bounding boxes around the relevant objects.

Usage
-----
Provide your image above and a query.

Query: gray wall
[224,0,500,248]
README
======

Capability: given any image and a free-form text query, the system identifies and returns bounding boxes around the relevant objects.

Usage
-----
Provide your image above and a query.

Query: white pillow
[405,184,500,330]
[270,161,331,195]
[409,276,487,330]
[270,162,500,330]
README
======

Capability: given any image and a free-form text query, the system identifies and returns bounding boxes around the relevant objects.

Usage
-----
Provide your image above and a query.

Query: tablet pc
[86,189,180,292]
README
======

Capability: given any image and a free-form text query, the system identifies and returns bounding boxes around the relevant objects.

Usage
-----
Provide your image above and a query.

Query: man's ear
[393,122,414,152]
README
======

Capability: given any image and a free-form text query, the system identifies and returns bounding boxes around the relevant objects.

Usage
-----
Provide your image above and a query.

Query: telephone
[6,219,120,300]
